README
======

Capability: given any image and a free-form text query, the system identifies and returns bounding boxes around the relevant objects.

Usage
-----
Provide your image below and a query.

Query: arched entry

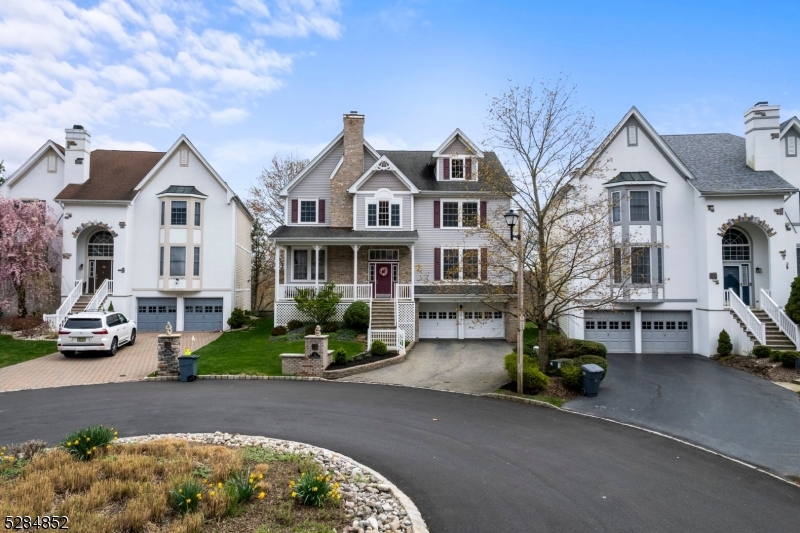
[722,227,752,305]
[87,230,114,293]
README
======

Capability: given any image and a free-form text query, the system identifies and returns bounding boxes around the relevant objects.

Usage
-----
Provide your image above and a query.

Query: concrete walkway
[565,353,800,477]
[340,339,513,394]
[0,332,219,392]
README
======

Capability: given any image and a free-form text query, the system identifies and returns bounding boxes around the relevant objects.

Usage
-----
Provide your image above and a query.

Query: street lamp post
[504,208,524,394]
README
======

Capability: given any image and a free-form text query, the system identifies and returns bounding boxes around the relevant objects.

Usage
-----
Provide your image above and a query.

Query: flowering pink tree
[0,195,61,317]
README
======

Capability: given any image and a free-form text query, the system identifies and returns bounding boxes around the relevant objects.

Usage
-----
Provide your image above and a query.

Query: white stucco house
[269,113,516,349]
[0,126,252,332]
[564,102,800,356]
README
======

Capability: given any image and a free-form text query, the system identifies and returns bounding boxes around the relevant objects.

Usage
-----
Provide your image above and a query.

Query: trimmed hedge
[370,340,388,357]
[343,301,370,331]
[544,335,607,360]
[287,319,303,331]
[271,326,287,336]
[769,350,783,363]
[504,353,550,394]
[780,350,800,368]
[752,345,771,359]
[333,348,348,365]
[570,355,608,380]
[561,365,582,390]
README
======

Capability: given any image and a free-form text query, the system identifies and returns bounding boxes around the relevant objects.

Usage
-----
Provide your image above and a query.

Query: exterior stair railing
[723,288,766,345]
[760,288,800,350]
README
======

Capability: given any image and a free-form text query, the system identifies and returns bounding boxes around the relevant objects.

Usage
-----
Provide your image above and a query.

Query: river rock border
[117,432,428,533]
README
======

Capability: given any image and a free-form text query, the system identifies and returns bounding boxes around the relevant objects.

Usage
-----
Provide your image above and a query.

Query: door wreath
[379,266,389,277]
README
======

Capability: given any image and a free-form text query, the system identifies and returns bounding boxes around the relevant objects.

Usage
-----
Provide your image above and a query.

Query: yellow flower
[289,481,295,487]
[186,498,191,504]
[178,489,183,493]
[291,491,297,498]
[312,487,318,492]
[259,474,264,479]
[217,482,223,489]
[197,494,202,500]
[258,491,265,499]
[106,446,110,450]
[210,491,216,497]
[87,450,92,455]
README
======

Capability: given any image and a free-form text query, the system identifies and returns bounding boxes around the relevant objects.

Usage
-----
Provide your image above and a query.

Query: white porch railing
[395,283,412,300]
[277,284,372,301]
[367,328,405,352]
[760,288,800,349]
[43,279,82,330]
[723,288,766,345]
[85,279,113,311]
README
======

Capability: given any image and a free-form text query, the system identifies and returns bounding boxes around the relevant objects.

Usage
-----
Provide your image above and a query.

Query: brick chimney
[64,125,91,187]
[744,102,780,172]
[330,112,364,228]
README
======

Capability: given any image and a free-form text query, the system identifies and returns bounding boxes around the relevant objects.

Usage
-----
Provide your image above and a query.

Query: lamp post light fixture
[504,208,525,394]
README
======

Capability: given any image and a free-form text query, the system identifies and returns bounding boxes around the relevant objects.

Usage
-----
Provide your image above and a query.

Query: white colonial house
[564,102,800,356]
[0,126,252,332]
[269,113,516,349]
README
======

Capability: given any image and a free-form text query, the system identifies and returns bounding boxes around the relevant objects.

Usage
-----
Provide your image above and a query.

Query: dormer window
[300,200,317,223]
[451,158,464,179]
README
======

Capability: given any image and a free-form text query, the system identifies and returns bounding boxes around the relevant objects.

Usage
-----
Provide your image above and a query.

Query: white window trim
[440,200,480,229]
[449,156,466,180]
[365,198,403,228]
[291,247,327,281]
[47,155,57,173]
[441,247,481,282]
[611,191,621,224]
[298,199,318,225]
[629,190,650,222]
[627,125,638,146]
[368,249,400,261]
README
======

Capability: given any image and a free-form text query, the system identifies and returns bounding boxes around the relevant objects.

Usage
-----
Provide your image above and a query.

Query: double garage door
[137,297,223,332]
[418,304,505,339]
[583,310,692,353]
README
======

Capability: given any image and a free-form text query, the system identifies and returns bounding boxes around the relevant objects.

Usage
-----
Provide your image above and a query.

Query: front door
[375,263,393,297]
[89,259,112,293]
[723,265,750,305]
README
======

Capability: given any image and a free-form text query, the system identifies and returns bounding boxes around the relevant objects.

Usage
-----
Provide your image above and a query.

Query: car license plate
[76,337,86,342]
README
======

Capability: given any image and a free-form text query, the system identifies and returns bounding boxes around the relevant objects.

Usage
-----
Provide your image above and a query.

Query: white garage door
[419,304,458,339]
[463,307,505,339]
[642,311,692,353]
[584,311,634,353]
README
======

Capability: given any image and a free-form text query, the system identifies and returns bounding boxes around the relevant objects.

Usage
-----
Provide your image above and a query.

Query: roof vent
[350,111,358,114]
[754,101,769,107]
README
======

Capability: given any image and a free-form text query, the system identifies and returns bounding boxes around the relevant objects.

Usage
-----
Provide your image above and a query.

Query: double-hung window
[629,191,649,222]
[655,191,662,222]
[451,158,464,179]
[170,246,186,277]
[442,248,480,281]
[366,199,401,227]
[159,247,164,276]
[656,247,663,284]
[293,249,326,281]
[300,200,317,223]
[194,202,201,226]
[442,201,479,228]
[171,201,187,225]
[631,247,650,284]
[612,192,621,223]
[160,201,165,226]
[193,247,200,276]
[443,249,460,280]
[613,247,622,283]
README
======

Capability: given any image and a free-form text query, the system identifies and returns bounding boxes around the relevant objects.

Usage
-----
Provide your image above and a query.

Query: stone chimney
[331,112,364,228]
[744,102,780,172]
[64,125,91,187]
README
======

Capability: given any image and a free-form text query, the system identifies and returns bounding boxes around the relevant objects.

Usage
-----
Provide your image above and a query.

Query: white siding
[359,171,409,191]
[235,203,252,311]
[1,146,65,217]
[441,137,470,155]
[286,140,342,225]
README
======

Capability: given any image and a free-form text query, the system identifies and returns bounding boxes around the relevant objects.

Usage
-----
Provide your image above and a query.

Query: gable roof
[347,155,420,193]
[133,135,229,195]
[54,150,165,202]
[780,116,800,137]
[605,171,665,185]
[661,134,796,194]
[432,128,484,158]
[3,140,65,189]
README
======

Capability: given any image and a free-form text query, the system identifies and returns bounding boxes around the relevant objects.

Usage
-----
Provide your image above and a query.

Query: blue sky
[1,0,798,194]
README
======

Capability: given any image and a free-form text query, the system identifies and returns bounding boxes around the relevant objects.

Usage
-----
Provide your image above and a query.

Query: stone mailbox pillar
[280,325,332,377]
[158,332,182,376]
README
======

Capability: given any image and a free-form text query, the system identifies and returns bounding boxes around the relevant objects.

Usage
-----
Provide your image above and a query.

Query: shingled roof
[54,150,165,202]
[660,134,796,194]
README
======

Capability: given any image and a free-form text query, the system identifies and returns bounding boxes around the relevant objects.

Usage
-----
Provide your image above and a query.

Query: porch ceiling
[269,226,419,245]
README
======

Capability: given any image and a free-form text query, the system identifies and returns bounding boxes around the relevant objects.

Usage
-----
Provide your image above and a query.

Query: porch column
[410,244,415,299]
[351,245,360,297]
[274,245,281,300]
[314,245,321,289]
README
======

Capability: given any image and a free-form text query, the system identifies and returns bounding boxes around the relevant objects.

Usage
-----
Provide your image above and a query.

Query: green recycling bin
[178,355,201,382]
[580,363,604,397]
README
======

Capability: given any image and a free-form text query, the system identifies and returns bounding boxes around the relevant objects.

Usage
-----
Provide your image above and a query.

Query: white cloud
[248,0,343,39]
[209,108,250,125]
[366,133,409,151]
[92,135,157,151]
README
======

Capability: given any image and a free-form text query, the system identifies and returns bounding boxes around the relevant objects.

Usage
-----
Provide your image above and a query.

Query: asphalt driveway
[340,339,513,393]
[565,353,800,477]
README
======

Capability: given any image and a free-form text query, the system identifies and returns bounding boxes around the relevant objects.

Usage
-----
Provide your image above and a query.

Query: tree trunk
[15,283,27,318]
[537,320,549,371]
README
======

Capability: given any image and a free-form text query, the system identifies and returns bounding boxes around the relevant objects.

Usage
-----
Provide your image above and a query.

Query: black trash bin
[178,355,201,382]
[580,363,604,397]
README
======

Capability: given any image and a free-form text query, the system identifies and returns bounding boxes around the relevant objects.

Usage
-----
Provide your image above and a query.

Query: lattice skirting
[398,302,415,342]
[274,302,352,326]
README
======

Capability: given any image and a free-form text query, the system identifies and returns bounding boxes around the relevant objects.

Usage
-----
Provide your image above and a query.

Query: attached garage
[642,311,692,353]
[184,298,224,331]
[584,311,634,353]
[463,306,505,339]
[137,298,177,332]
[419,304,458,339]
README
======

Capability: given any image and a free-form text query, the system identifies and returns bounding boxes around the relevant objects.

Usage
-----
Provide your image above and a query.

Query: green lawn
[0,334,58,370]
[195,318,365,376]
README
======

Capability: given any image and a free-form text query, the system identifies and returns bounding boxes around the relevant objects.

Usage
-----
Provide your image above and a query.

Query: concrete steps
[370,300,396,329]
[69,296,93,314]
[730,309,796,350]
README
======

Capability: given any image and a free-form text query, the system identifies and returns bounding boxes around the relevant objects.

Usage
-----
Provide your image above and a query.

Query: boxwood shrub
[560,365,583,390]
[752,345,771,359]
[546,335,607,359]
[780,350,800,368]
[370,340,388,357]
[504,353,550,394]
[343,301,370,331]
[770,350,784,363]
[570,355,608,380]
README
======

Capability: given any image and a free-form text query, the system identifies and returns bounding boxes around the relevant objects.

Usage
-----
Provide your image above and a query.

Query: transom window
[442,201,479,228]
[451,158,464,179]
[442,248,480,281]
[631,247,651,284]
[88,231,114,257]
[366,199,401,227]
[300,200,317,223]
[293,249,326,281]
[722,228,750,261]
[369,249,399,261]
[629,191,649,222]
[171,201,187,225]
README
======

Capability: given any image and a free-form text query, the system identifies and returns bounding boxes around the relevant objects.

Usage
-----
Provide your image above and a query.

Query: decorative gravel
[117,432,427,533]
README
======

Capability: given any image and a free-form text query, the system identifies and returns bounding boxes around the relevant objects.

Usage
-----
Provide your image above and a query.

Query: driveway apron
[340,339,513,393]
[565,353,800,477]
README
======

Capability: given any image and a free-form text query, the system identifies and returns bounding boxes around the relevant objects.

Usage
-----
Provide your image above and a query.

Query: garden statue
[315,324,321,335]
[165,322,173,335]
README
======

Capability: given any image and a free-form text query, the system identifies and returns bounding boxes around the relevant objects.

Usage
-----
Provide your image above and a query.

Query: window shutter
[480,201,487,227]
[291,199,298,223]
[433,200,440,228]
[443,158,450,180]
[480,248,488,281]
[465,158,472,180]
[434,248,441,281]
[318,199,325,223]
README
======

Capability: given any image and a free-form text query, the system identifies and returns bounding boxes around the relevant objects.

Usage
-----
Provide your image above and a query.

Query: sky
[1,0,798,195]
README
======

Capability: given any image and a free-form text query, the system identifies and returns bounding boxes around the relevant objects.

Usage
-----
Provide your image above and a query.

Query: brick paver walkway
[0,332,220,393]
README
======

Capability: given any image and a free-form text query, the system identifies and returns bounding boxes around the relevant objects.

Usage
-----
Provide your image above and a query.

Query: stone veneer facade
[157,334,182,375]
[330,113,364,228]
[280,333,331,377]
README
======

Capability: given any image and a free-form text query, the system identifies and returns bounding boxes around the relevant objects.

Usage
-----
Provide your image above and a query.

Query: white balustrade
[43,279,82,330]
[395,284,412,300]
[355,284,372,300]
[723,288,766,345]
[760,288,800,349]
[85,279,113,311]
[367,328,405,352]
[278,284,373,301]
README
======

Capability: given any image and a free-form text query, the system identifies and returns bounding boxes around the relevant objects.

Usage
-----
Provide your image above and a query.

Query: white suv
[57,312,137,357]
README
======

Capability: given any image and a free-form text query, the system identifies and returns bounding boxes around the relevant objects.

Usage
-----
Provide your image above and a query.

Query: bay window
[631,247,650,284]
[169,246,186,277]
[629,191,649,222]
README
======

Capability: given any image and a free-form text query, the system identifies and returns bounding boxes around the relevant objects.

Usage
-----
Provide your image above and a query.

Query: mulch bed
[712,355,800,383]
[326,352,400,370]
[500,376,580,402]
